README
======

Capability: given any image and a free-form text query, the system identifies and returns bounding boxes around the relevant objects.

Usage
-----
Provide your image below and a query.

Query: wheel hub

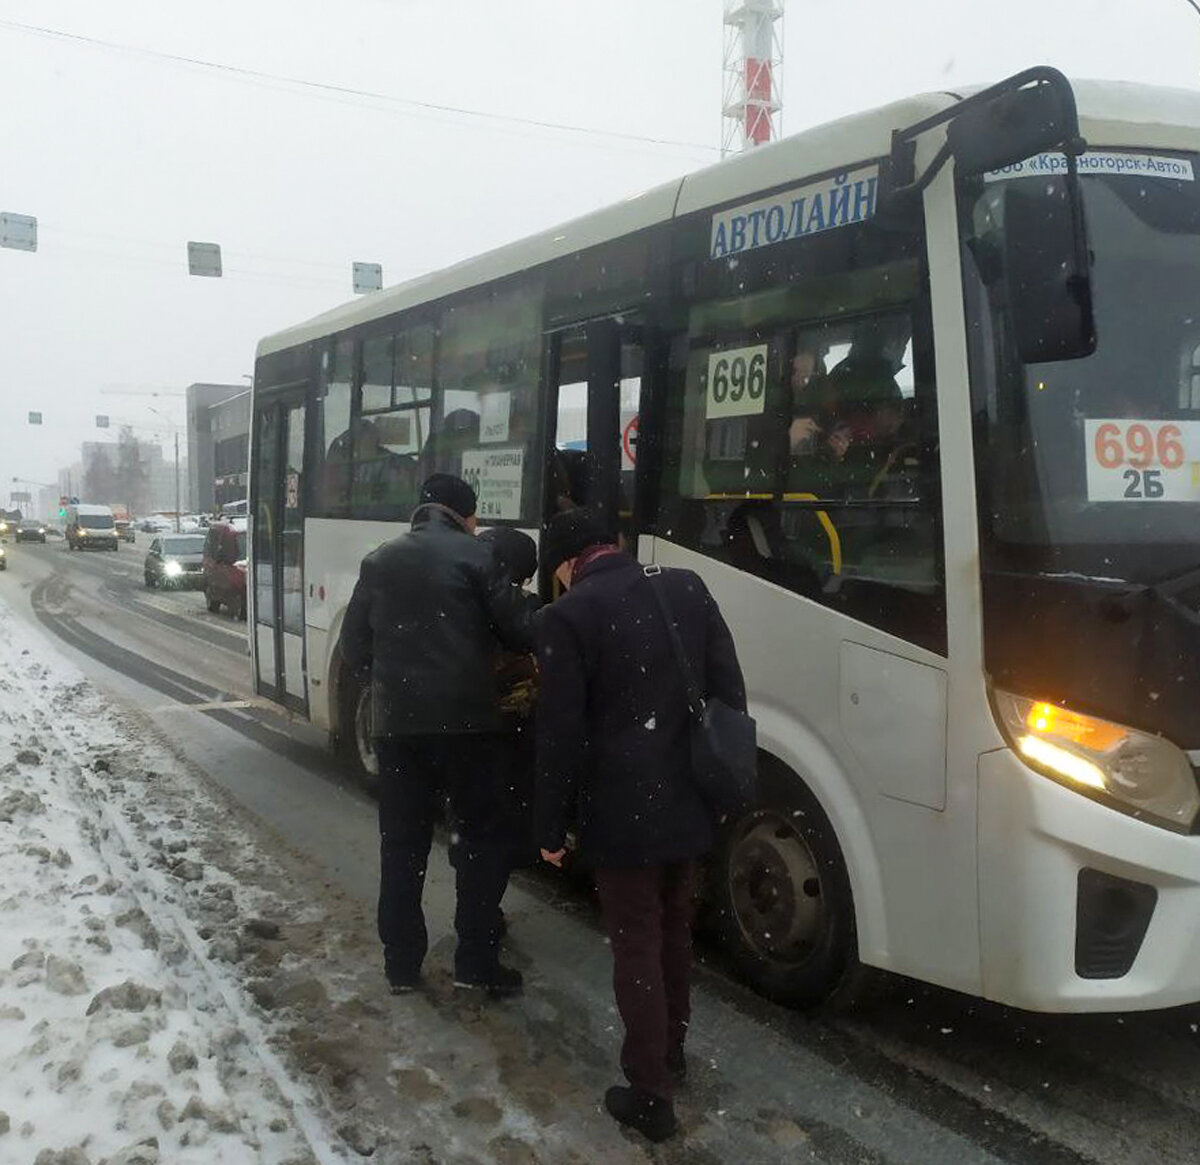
[730,816,823,961]
[354,687,379,777]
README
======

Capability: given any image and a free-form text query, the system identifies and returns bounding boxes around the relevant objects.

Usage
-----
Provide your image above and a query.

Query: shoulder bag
[643,565,757,818]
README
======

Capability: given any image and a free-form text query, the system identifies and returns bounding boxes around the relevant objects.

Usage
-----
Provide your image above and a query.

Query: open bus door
[543,317,654,589]
[251,389,309,714]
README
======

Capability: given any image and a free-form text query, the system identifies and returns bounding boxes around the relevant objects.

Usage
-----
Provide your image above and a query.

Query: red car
[202,522,247,619]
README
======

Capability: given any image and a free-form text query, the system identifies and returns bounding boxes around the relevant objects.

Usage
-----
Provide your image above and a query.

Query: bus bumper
[978,747,1200,1012]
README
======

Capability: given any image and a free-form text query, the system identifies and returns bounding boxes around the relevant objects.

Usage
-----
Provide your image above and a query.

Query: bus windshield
[962,151,1200,745]
[962,152,1200,585]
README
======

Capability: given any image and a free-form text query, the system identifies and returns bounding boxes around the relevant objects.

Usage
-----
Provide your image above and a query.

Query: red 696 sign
[1085,419,1199,502]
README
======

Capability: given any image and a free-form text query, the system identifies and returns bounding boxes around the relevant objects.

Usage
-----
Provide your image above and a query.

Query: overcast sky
[2,0,1199,495]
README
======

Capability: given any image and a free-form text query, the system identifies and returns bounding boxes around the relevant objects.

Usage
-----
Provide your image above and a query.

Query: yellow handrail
[703,492,842,575]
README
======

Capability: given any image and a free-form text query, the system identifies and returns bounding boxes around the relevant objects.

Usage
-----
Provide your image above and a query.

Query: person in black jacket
[339,473,538,998]
[535,509,746,1143]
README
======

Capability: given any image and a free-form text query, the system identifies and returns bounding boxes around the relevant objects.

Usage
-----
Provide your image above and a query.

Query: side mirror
[947,80,1076,178]
[1001,178,1096,363]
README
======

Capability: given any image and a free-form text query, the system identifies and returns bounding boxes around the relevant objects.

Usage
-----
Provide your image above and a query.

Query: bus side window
[659,272,946,654]
[341,325,435,521]
[431,283,544,524]
[315,337,353,517]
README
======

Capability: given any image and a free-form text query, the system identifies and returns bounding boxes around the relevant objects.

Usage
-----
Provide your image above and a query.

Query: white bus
[250,68,1200,1012]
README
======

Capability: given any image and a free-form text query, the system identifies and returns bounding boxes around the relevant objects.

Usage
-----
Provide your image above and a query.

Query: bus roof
[256,79,1200,360]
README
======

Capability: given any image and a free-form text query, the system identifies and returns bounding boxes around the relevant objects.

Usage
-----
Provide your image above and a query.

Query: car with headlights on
[15,520,47,543]
[66,504,118,551]
[143,533,206,589]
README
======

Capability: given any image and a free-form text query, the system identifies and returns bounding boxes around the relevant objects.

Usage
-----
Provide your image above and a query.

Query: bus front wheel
[710,760,859,1010]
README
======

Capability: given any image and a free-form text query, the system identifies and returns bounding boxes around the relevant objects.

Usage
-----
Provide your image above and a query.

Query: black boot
[604,1085,678,1142]
[453,963,523,1000]
[384,948,420,995]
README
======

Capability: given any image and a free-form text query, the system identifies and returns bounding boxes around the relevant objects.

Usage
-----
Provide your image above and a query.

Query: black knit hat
[541,508,613,576]
[477,527,538,584]
[418,473,476,519]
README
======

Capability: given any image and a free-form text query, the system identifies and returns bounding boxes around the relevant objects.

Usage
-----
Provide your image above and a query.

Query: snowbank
[0,598,339,1165]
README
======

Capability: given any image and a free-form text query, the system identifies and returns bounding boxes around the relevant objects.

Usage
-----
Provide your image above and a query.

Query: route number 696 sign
[1084,418,1200,502]
[706,344,768,420]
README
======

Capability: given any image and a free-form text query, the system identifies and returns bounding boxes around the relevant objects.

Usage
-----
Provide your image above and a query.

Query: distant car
[202,522,247,618]
[42,524,63,539]
[15,520,47,543]
[114,519,136,543]
[144,533,206,589]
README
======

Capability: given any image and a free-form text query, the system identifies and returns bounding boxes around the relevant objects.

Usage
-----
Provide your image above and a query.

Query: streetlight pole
[146,405,183,534]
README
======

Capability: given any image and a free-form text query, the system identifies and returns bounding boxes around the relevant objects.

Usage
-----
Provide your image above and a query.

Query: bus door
[251,391,308,714]
[545,318,646,551]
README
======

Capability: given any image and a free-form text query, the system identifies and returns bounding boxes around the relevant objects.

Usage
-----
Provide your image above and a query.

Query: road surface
[5,535,1200,1164]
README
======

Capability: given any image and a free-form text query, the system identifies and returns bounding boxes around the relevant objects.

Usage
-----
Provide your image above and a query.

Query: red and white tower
[721,0,785,158]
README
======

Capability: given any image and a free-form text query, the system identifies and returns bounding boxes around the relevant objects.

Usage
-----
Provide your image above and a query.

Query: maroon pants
[595,860,697,1101]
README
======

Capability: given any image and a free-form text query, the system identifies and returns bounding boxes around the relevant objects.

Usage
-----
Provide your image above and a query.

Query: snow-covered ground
[0,594,674,1165]
[0,597,342,1165]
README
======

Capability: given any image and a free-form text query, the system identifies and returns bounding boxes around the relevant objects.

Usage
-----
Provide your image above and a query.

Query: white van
[65,504,118,551]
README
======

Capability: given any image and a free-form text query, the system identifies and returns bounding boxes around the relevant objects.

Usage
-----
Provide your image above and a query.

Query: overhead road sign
[187,241,223,277]
[0,212,37,252]
[353,262,382,294]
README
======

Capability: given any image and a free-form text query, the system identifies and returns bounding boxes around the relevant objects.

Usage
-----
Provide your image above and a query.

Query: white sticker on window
[1084,419,1200,502]
[480,391,511,444]
[706,345,768,420]
[461,447,524,520]
[986,152,1194,183]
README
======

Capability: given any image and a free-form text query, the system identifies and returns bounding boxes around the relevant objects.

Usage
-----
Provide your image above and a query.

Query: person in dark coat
[339,474,539,998]
[535,509,746,1143]
[476,527,540,868]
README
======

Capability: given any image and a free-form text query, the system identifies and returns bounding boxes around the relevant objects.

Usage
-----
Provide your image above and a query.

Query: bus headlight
[994,690,1200,832]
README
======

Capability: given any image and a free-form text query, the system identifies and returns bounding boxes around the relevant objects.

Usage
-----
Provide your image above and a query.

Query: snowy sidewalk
[0,595,666,1165]
[0,598,341,1165]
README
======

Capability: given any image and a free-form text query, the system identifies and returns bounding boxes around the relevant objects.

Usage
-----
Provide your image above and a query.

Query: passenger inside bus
[723,501,822,597]
[786,324,910,499]
[327,416,420,518]
[552,448,593,513]
[420,407,480,480]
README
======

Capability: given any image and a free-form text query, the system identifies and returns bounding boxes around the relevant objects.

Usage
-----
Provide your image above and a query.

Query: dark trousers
[376,734,511,981]
[595,861,698,1101]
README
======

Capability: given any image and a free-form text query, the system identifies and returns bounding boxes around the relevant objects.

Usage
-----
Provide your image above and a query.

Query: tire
[337,671,378,781]
[709,756,859,1010]
[205,590,221,613]
[144,573,156,588]
[235,595,247,621]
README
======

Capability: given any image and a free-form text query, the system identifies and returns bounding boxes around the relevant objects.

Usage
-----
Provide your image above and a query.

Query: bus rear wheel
[710,760,858,1010]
